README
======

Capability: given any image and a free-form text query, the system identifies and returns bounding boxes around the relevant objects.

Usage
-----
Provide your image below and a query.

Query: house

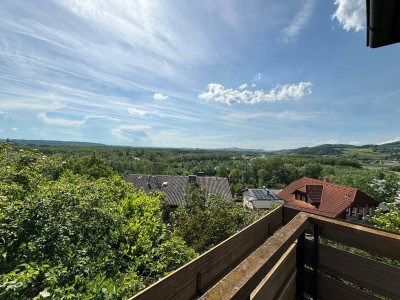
[277,177,379,220]
[125,174,232,209]
[243,188,284,213]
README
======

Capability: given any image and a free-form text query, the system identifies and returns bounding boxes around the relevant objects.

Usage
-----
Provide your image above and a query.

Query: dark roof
[367,0,400,48]
[278,177,378,218]
[125,174,232,206]
[244,189,281,201]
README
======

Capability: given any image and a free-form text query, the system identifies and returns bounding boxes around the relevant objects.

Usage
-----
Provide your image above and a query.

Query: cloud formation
[254,73,263,81]
[224,110,321,122]
[38,112,118,127]
[128,107,146,116]
[111,125,150,141]
[238,83,248,90]
[153,93,168,101]
[199,82,313,105]
[379,137,400,145]
[332,0,365,32]
[281,0,316,42]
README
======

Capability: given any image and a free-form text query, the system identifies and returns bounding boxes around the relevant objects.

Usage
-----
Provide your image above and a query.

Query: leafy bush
[0,143,196,299]
[171,183,255,253]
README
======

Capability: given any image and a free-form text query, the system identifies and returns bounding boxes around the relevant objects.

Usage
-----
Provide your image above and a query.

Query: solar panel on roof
[253,189,268,200]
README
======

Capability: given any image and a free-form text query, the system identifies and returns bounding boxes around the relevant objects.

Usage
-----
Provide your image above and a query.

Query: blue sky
[0,0,399,150]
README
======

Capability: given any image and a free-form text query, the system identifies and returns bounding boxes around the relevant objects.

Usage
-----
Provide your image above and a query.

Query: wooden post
[296,231,305,300]
[311,224,319,300]
[196,272,203,296]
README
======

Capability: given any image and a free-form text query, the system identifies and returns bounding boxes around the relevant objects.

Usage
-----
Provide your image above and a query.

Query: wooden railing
[130,207,400,300]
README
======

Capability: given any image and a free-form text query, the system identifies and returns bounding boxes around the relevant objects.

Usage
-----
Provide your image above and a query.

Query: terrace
[130,206,400,300]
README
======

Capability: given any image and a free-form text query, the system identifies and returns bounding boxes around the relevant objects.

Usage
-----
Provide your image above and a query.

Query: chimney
[189,175,197,184]
[323,177,329,183]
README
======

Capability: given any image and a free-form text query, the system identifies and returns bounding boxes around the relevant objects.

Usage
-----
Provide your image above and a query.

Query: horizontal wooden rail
[200,212,310,300]
[305,242,400,299]
[130,208,400,300]
[309,214,400,260]
[130,206,284,300]
[304,270,377,300]
[251,243,296,300]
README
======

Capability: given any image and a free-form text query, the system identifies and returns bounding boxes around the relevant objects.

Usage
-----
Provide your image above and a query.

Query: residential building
[277,177,378,220]
[243,188,284,213]
[125,174,232,209]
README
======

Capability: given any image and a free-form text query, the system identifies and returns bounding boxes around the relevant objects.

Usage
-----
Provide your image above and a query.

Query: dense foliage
[15,142,400,202]
[366,203,400,233]
[0,143,196,299]
[171,183,255,253]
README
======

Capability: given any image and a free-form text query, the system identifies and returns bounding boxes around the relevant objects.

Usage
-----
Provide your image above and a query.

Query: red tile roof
[277,177,378,218]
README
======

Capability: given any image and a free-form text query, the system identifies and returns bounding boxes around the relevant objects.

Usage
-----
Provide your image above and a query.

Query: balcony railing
[130,206,400,300]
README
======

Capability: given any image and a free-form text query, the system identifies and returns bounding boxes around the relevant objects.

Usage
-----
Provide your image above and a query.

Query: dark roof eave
[367,0,400,48]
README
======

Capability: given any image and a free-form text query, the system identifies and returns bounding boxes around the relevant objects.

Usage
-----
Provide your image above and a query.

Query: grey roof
[251,199,284,209]
[244,189,281,201]
[124,174,232,206]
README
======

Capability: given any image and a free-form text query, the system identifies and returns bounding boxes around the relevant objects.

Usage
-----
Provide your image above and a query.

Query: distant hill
[2,139,400,155]
[381,141,400,147]
[1,139,106,147]
[215,147,266,153]
[274,144,348,156]
[274,142,400,156]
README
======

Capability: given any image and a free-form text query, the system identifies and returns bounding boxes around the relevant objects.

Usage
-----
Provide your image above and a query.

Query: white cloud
[128,107,146,116]
[379,137,400,145]
[39,112,118,127]
[254,73,263,81]
[332,0,365,32]
[199,82,313,105]
[348,141,361,146]
[224,110,321,122]
[39,112,85,127]
[111,125,150,141]
[11,127,18,131]
[238,83,248,90]
[281,0,316,42]
[251,84,256,87]
[327,140,338,145]
[153,93,168,101]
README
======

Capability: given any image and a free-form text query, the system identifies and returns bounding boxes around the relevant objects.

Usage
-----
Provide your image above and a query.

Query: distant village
[125,172,399,224]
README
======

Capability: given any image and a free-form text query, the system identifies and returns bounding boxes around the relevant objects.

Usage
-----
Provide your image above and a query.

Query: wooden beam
[317,244,400,299]
[200,212,310,300]
[251,243,296,300]
[295,231,305,300]
[130,206,284,300]
[305,271,378,300]
[309,214,400,260]
[277,270,296,300]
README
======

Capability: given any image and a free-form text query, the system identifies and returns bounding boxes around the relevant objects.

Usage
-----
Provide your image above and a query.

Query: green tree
[366,203,400,233]
[171,183,255,253]
[0,144,196,299]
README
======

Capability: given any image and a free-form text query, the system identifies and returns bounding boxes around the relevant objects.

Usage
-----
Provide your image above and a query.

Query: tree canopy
[171,183,255,253]
[0,143,196,299]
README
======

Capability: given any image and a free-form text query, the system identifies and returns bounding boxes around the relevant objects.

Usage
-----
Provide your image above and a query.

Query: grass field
[342,147,388,160]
